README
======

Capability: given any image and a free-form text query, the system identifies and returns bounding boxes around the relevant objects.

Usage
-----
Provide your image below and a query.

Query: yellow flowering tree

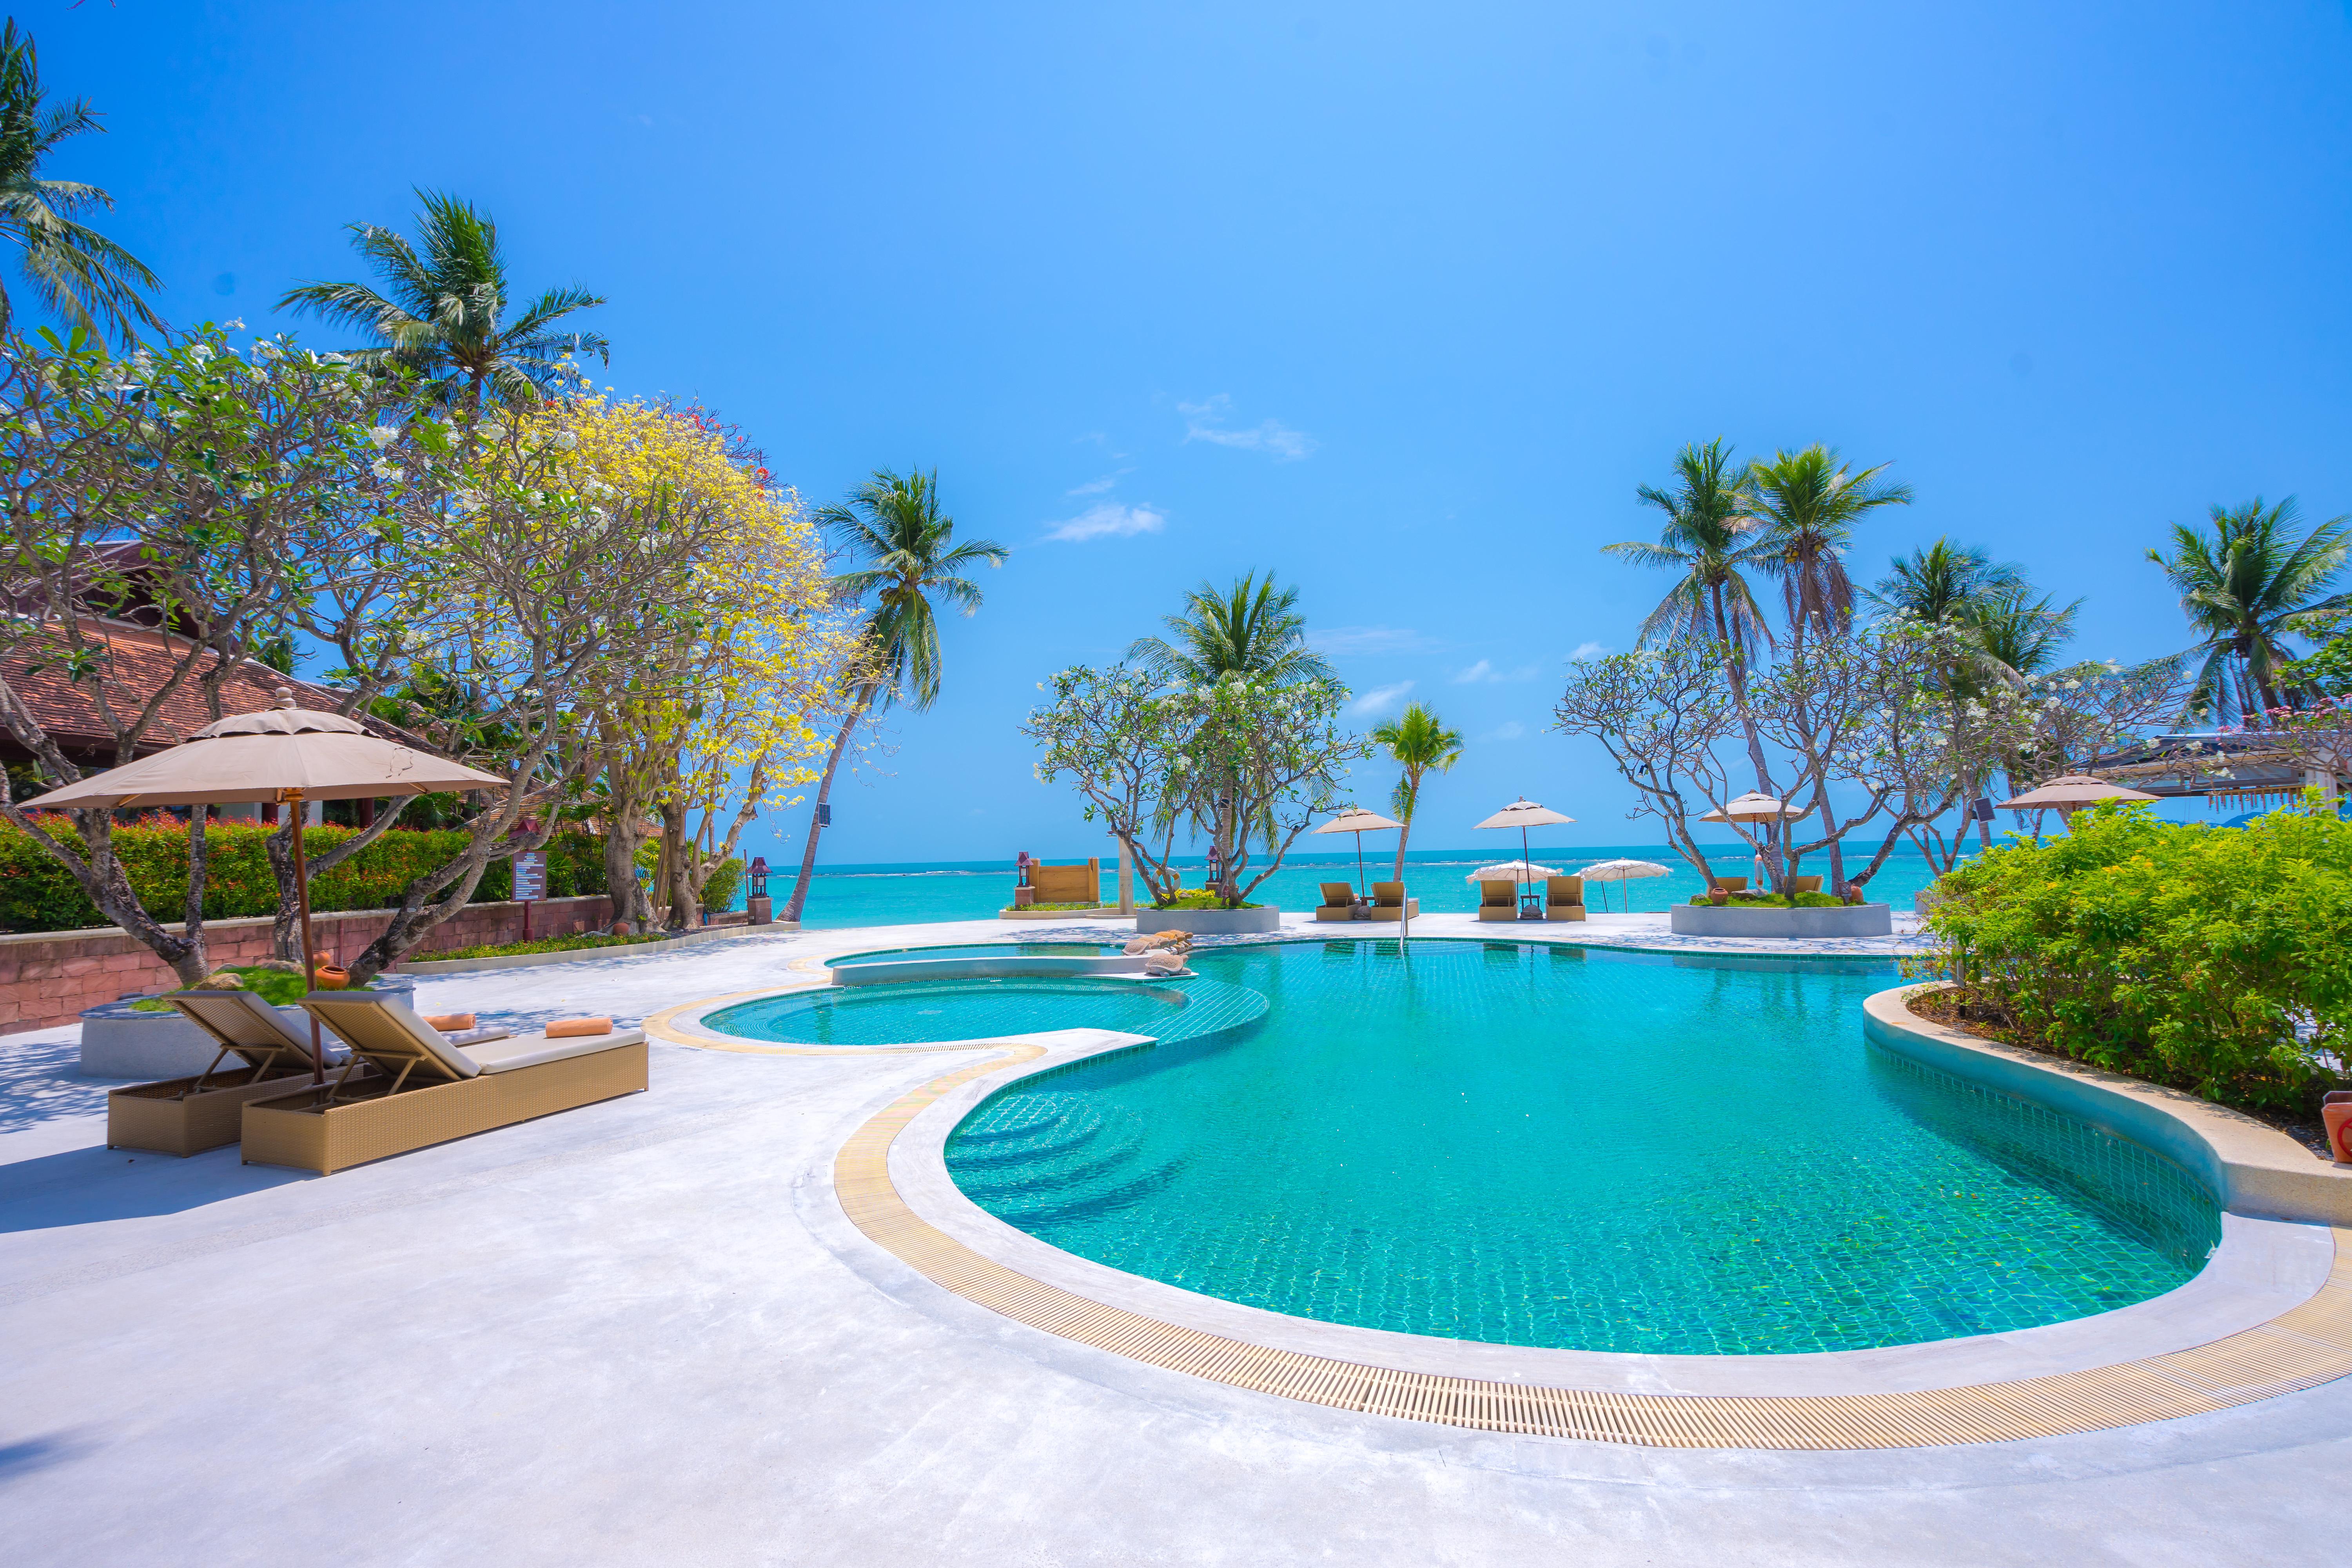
[522,386,851,928]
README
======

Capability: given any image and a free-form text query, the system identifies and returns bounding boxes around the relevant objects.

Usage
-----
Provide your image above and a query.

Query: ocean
[762,844,1948,929]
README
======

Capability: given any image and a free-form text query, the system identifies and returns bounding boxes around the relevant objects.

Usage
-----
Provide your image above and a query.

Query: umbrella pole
[1356,831,1367,901]
[289,789,323,1086]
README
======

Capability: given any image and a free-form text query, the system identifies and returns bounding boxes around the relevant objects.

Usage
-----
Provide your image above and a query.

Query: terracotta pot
[2325,1098,2352,1167]
[311,963,351,991]
[1708,889,1728,907]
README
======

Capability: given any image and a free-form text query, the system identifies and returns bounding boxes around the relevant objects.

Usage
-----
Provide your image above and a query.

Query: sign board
[512,850,546,902]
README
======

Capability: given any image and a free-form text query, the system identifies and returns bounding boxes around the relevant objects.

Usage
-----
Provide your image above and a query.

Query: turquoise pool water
[942,939,2221,1356]
[704,975,1266,1047]
[827,942,1126,968]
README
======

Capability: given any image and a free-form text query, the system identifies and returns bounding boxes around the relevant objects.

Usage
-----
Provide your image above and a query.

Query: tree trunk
[1711,581,1784,888]
[659,797,696,928]
[781,693,869,924]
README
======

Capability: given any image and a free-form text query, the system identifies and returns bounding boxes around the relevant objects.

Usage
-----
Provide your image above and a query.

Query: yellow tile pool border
[832,1045,2352,1451]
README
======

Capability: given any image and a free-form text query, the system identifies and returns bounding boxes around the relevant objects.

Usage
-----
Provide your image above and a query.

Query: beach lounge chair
[239,994,646,1175]
[1544,875,1587,922]
[1786,875,1823,897]
[1476,879,1519,922]
[107,989,359,1157]
[1711,875,1749,894]
[1314,881,1359,922]
[1363,880,1418,921]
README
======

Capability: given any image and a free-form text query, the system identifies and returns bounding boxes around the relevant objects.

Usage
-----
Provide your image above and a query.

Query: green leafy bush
[702,856,744,914]
[1921,798,2352,1111]
[0,818,609,934]
[427,932,668,960]
[1150,891,1262,910]
[1684,891,1846,907]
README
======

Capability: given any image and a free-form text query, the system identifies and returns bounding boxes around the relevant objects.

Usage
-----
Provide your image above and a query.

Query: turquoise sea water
[773,844,1949,929]
[923,940,2217,1356]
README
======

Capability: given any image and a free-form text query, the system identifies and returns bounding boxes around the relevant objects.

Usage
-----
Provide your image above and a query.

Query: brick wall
[0,894,613,1036]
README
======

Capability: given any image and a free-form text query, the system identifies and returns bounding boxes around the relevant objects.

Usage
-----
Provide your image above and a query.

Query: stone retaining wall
[0,894,613,1036]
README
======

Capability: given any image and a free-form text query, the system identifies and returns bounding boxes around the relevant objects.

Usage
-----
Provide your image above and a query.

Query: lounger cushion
[1478,880,1516,906]
[1317,883,1355,907]
[168,989,335,1071]
[301,993,481,1080]
[460,1027,649,1074]
[1546,876,1584,904]
[1371,882,1407,907]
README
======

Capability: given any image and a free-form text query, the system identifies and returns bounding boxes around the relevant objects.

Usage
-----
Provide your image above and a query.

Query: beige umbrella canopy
[1311,806,1405,898]
[1699,791,1805,824]
[1474,798,1574,906]
[1577,857,1670,912]
[1999,775,2158,815]
[1465,860,1562,883]
[25,692,509,1083]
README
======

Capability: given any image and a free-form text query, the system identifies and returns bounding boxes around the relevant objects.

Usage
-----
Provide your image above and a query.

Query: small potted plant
[1708,884,1729,907]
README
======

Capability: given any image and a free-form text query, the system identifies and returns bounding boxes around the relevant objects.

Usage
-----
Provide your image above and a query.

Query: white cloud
[1065,469,1129,497]
[1312,624,1439,655]
[1571,641,1610,661]
[1483,720,1528,742]
[1178,394,1316,460]
[1040,502,1167,544]
[1452,659,1539,684]
[1347,681,1415,719]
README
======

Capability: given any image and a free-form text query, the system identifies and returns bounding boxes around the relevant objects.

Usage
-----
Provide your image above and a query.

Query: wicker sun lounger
[1314,882,1359,922]
[239,994,646,1176]
[106,989,360,1157]
[1362,880,1418,921]
[1544,875,1587,922]
[1475,879,1520,922]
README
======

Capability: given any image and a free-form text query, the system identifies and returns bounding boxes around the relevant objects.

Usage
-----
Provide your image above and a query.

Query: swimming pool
[826,941,1127,968]
[704,974,1267,1047]
[940,939,2221,1356]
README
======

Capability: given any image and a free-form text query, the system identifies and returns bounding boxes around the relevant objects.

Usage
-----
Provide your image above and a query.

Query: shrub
[1920,797,2352,1111]
[1150,891,1261,910]
[0,818,609,934]
[702,856,744,914]
[428,932,668,960]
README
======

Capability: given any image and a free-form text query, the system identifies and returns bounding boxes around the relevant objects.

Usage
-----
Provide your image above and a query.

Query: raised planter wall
[1667,902,1893,938]
[0,895,611,1038]
[79,975,419,1078]
[1134,907,1283,935]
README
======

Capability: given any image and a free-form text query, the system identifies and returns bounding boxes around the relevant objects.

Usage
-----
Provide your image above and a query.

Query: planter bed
[1134,906,1283,935]
[391,922,795,975]
[1667,902,1892,938]
[79,976,416,1079]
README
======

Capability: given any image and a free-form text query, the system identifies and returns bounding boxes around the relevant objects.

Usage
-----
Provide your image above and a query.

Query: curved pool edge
[1865,984,2352,1226]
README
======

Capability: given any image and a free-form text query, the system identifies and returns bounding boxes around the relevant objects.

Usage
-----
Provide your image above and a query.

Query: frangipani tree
[520,384,850,929]
[1023,666,1368,907]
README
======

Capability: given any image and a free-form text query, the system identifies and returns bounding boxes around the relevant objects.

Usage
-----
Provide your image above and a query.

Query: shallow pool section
[704,975,1267,1048]
[944,940,2221,1356]
[827,941,1127,968]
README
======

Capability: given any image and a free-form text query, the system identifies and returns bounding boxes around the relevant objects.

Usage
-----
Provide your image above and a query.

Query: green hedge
[1922,799,2352,1111]
[0,817,608,935]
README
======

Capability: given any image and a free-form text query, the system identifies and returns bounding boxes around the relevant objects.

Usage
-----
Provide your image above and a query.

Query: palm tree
[1128,573,1332,896]
[1962,586,2080,681]
[780,469,1006,923]
[1867,539,2027,628]
[1603,439,1779,795]
[1369,702,1462,882]
[0,21,162,346]
[1745,445,1912,644]
[2149,497,2350,725]
[279,190,608,411]
[1127,572,1334,685]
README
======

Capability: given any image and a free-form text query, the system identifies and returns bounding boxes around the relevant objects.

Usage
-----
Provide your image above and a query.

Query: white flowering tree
[1553,641,1746,888]
[1022,665,1369,907]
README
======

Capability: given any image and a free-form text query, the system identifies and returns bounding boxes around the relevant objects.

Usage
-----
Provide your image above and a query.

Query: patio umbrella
[1464,861,1563,883]
[1699,792,1803,886]
[1998,774,2158,818]
[1311,806,1404,899]
[1577,857,1669,912]
[25,691,508,1082]
[1473,798,1574,911]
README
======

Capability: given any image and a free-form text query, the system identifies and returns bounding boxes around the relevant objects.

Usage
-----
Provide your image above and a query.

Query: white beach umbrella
[1472,798,1574,906]
[1577,857,1669,912]
[1697,791,1804,823]
[1465,860,1563,883]
[1311,806,1404,898]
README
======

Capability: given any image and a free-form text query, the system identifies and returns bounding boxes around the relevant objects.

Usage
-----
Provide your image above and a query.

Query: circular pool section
[944,940,2222,1356]
[704,975,1266,1048]
[827,941,1128,968]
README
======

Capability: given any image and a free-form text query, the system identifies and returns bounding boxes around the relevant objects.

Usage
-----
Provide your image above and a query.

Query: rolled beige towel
[546,1016,614,1038]
[424,1013,477,1032]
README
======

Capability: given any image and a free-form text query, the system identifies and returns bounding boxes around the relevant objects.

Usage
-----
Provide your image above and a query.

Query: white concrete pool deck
[1,912,2343,1565]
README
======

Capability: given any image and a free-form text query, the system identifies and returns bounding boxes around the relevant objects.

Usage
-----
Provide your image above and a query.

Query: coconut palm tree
[1867,539,2027,628]
[1369,702,1462,881]
[1962,586,2080,681]
[0,21,162,347]
[779,468,1006,923]
[1603,439,1779,795]
[1127,572,1334,686]
[278,190,608,411]
[2149,497,2350,726]
[1745,445,1912,644]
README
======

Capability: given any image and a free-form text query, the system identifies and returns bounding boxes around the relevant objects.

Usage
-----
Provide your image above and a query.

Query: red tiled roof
[1,622,366,759]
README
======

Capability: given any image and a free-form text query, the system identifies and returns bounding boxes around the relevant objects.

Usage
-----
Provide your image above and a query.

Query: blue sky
[36,2,2352,866]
